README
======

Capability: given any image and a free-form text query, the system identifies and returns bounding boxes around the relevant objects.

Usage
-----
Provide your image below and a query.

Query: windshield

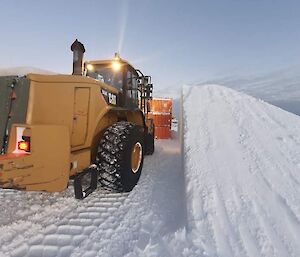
[86,64,123,90]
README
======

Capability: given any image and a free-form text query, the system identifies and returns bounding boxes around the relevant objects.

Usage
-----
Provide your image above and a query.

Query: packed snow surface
[0,85,300,257]
[0,140,185,257]
[183,85,300,257]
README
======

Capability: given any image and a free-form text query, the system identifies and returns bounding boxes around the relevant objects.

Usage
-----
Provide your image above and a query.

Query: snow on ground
[1,84,300,257]
[0,139,185,257]
[0,67,56,76]
[192,69,300,116]
[194,68,300,102]
[183,85,300,257]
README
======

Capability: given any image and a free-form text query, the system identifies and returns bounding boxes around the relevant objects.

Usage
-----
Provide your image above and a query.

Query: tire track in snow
[206,88,247,257]
[0,139,186,257]
[0,189,75,226]
[211,88,249,256]
[221,88,290,257]
[241,97,300,187]
[216,88,267,257]
[235,95,300,220]
[183,85,300,257]
[252,200,291,257]
[0,188,128,257]
[0,189,79,253]
[231,186,262,257]
[184,86,252,257]
[71,140,186,257]
[183,86,218,256]
[221,87,300,256]
[253,107,300,187]
[209,87,272,256]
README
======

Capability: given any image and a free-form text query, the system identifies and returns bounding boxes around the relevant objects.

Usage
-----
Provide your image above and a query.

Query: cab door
[72,88,90,147]
[126,67,139,109]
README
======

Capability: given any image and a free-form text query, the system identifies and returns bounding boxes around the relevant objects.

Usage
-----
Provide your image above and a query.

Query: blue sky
[0,0,299,89]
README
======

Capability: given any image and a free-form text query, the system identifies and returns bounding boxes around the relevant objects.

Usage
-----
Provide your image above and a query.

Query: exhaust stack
[71,39,85,75]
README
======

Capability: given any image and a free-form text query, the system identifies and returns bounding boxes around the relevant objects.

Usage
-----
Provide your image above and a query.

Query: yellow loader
[0,40,154,199]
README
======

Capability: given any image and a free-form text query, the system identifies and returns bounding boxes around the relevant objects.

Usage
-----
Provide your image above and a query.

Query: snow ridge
[183,85,300,257]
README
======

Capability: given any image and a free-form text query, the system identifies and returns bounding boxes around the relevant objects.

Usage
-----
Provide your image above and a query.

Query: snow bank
[193,69,300,102]
[192,70,300,116]
[0,66,57,76]
[183,85,300,257]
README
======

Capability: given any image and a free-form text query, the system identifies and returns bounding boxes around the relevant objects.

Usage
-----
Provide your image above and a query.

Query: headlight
[112,61,121,71]
[86,64,94,71]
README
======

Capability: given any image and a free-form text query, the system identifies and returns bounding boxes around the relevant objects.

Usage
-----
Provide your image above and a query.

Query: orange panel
[148,113,172,127]
[150,98,172,114]
[155,126,171,139]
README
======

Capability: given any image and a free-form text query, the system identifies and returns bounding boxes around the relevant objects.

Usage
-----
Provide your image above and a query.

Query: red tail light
[18,137,30,152]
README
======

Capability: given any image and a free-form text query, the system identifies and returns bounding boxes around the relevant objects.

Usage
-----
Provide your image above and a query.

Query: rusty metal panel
[148,113,172,127]
[154,126,172,139]
[149,98,172,114]
[0,76,30,153]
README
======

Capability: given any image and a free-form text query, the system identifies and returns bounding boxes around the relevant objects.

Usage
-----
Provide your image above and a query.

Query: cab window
[127,69,139,107]
[86,65,123,90]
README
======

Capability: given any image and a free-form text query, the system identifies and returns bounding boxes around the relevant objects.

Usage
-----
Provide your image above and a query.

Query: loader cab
[84,56,140,109]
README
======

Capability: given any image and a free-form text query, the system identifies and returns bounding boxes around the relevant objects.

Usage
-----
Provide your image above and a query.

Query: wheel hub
[131,142,142,173]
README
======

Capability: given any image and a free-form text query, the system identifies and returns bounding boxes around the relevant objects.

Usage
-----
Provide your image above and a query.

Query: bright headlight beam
[112,61,121,71]
[86,64,94,71]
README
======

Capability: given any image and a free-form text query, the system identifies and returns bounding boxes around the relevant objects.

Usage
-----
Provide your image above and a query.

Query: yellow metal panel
[0,124,70,192]
[72,88,90,146]
[70,149,91,176]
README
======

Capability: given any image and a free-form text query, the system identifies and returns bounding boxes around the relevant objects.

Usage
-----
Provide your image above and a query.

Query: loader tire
[96,121,144,192]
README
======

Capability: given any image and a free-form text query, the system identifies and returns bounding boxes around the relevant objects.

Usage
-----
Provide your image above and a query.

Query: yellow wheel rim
[131,142,142,173]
